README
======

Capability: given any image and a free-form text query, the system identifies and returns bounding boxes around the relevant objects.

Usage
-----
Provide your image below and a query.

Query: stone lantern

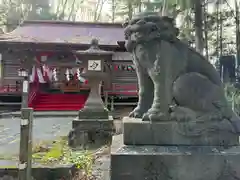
[68,38,114,148]
[75,38,112,117]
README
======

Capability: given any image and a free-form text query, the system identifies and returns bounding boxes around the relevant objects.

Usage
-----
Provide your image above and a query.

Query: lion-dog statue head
[123,12,179,52]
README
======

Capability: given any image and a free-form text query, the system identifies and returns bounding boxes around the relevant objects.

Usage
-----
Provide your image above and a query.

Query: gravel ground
[0,109,126,180]
[0,106,129,154]
[0,116,73,155]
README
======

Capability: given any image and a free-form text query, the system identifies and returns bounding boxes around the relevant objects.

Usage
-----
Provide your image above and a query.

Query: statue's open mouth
[124,33,139,52]
[123,16,179,52]
[124,22,158,52]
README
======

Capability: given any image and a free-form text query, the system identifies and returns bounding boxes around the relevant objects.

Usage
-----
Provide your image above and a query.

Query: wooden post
[104,91,108,107]
[21,76,29,108]
[111,96,114,111]
[18,108,33,180]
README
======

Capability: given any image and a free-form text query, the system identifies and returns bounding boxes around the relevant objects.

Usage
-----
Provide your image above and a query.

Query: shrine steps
[33,93,88,111]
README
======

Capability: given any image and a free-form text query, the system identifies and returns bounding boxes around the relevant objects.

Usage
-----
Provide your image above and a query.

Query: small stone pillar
[68,39,113,148]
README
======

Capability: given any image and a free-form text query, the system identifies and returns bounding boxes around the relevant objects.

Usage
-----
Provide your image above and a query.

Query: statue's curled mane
[123,14,179,45]
[123,13,206,61]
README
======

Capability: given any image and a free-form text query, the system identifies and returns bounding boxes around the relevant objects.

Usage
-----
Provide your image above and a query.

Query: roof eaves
[22,20,123,28]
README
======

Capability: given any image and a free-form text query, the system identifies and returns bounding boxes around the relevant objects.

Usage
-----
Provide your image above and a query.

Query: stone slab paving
[0,116,73,155]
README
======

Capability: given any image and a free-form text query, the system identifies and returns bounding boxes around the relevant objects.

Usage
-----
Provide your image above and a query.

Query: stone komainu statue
[123,12,240,135]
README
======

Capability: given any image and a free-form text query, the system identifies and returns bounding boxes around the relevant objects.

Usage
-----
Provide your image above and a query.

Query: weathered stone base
[78,108,109,119]
[111,145,240,180]
[123,117,239,146]
[0,164,76,180]
[68,117,113,148]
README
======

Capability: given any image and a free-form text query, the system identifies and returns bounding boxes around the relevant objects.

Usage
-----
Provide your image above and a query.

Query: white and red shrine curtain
[29,52,88,84]
[42,65,52,82]
[66,68,87,83]
[77,68,86,83]
[29,66,37,83]
[29,53,52,84]
[29,65,50,83]
[66,68,70,81]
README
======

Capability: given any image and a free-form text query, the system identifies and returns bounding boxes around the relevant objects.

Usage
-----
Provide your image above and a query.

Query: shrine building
[0,20,137,111]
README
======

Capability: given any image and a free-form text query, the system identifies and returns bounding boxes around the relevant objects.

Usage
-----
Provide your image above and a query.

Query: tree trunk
[67,0,76,21]
[162,0,168,16]
[56,0,62,16]
[216,1,219,58]
[27,0,38,20]
[194,0,204,54]
[58,0,68,20]
[96,0,106,21]
[94,0,101,21]
[235,0,240,67]
[111,0,115,22]
[138,0,142,12]
[203,0,208,60]
[128,0,133,20]
[220,8,223,57]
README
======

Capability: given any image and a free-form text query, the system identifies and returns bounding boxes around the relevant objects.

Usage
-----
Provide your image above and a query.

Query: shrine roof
[0,20,125,47]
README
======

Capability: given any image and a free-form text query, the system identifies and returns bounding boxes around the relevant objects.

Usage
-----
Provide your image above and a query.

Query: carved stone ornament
[111,13,240,180]
[87,60,101,71]
[123,12,240,136]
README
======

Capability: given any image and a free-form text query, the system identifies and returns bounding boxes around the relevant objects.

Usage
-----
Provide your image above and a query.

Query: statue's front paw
[142,112,150,121]
[143,111,169,121]
[129,108,145,118]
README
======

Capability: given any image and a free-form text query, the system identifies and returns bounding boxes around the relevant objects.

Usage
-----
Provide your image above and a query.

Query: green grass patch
[32,137,95,167]
[0,137,96,175]
[0,137,111,179]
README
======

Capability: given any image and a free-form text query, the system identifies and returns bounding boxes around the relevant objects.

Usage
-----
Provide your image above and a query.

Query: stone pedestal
[82,76,106,112]
[68,95,113,148]
[68,75,113,148]
[122,118,239,146]
[69,116,113,148]
[110,117,240,180]
[68,38,114,149]
[111,145,240,180]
